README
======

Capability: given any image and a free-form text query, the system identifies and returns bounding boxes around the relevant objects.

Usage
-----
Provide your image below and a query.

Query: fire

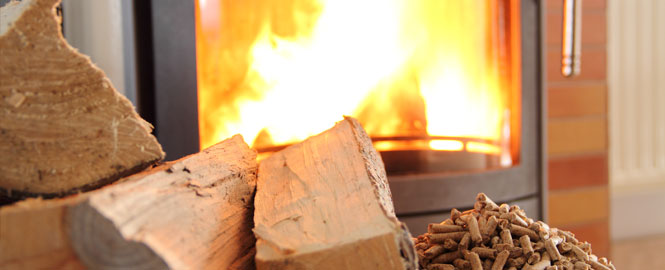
[195,0,520,161]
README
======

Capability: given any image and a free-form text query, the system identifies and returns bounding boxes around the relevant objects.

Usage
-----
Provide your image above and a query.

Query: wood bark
[0,135,257,270]
[0,0,163,199]
[253,117,418,270]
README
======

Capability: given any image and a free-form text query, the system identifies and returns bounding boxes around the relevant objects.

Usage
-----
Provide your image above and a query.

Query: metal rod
[561,0,582,77]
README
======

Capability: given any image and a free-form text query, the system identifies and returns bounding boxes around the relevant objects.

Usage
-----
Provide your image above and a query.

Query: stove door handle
[561,0,582,77]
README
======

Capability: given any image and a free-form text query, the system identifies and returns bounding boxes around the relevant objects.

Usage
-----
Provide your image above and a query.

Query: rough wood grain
[253,117,417,270]
[0,135,257,270]
[0,0,163,199]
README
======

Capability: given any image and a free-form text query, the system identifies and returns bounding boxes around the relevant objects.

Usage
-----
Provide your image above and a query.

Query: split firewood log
[0,135,257,270]
[253,117,418,270]
[0,0,163,200]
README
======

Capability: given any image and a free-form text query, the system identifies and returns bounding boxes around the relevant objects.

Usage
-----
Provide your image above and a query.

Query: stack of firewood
[414,193,615,270]
[1,1,260,264]
[1,1,418,269]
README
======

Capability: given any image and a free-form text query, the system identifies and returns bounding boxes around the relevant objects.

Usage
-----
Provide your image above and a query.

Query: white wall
[608,0,665,240]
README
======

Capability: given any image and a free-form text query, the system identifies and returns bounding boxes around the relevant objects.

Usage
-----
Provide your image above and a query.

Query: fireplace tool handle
[561,0,582,77]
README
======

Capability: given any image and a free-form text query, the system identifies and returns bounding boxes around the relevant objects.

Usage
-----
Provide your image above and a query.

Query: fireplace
[134,0,545,234]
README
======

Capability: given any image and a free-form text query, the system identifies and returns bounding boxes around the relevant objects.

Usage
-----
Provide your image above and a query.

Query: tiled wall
[545,0,610,257]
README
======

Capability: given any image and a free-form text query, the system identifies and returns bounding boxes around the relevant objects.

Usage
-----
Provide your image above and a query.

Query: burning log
[414,193,616,270]
[253,117,417,270]
[0,135,257,270]
[0,0,163,201]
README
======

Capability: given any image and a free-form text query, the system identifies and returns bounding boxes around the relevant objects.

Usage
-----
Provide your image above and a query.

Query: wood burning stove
[133,0,545,234]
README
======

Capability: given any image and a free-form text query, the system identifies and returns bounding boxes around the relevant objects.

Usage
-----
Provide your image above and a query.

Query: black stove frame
[133,0,546,234]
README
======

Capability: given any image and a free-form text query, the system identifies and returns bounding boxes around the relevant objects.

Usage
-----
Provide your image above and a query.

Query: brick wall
[545,0,609,257]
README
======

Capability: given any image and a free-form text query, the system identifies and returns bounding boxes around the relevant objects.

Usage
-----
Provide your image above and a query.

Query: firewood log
[0,135,257,270]
[0,0,163,200]
[253,117,418,270]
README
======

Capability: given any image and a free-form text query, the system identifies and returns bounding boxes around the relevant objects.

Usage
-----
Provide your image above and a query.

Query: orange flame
[196,0,520,162]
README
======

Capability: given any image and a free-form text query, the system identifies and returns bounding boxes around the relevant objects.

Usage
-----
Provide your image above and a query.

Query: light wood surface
[612,234,665,270]
[253,117,417,270]
[0,0,163,199]
[0,135,257,270]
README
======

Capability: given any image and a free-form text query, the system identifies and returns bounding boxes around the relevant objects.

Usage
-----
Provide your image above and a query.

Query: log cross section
[0,135,258,270]
[0,0,164,199]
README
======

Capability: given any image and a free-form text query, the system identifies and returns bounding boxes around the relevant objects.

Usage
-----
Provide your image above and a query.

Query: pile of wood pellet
[413,193,615,270]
